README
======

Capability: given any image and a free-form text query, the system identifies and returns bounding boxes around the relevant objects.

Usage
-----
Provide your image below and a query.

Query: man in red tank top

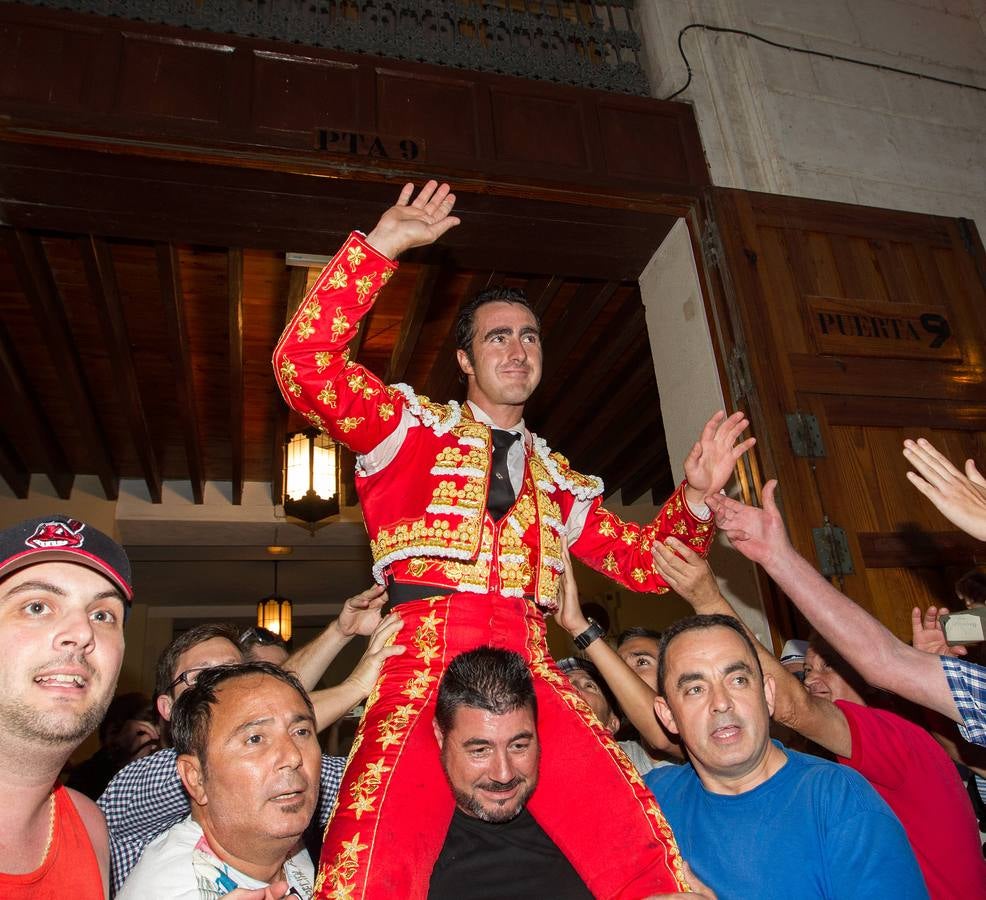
[0,515,133,899]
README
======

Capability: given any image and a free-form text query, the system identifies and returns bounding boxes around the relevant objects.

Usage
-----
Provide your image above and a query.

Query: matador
[273,181,754,899]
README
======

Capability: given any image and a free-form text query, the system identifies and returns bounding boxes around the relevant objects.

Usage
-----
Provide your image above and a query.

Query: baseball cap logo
[26,519,86,550]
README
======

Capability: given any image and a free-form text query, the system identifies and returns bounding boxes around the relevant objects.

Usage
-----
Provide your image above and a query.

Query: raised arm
[272,180,460,456]
[566,410,755,597]
[285,584,388,690]
[706,481,959,723]
[553,539,681,757]
[903,438,986,540]
[309,612,405,731]
[364,180,460,260]
[652,537,851,757]
[682,410,756,507]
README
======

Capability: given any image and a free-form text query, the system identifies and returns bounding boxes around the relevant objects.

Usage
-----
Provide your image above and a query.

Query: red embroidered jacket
[272,233,714,610]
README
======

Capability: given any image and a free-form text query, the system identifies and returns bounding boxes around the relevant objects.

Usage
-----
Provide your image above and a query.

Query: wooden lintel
[384,264,440,386]
[155,242,205,504]
[6,230,116,498]
[80,235,163,503]
[228,247,245,505]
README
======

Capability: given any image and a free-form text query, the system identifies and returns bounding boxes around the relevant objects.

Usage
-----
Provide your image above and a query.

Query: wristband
[574,618,606,650]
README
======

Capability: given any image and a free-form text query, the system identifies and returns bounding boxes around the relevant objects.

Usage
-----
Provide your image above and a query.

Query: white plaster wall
[637,0,986,235]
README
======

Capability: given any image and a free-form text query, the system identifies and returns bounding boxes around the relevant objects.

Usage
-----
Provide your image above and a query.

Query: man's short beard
[1,695,110,746]
[450,777,535,824]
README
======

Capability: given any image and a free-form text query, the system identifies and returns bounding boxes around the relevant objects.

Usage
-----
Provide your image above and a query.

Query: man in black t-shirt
[428,647,592,899]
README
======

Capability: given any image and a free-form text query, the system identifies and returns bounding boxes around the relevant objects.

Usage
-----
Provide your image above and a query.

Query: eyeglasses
[239,626,284,647]
[166,666,212,693]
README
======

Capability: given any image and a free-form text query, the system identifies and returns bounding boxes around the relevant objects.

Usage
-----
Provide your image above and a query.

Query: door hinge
[701,217,721,269]
[812,520,854,577]
[786,412,825,458]
[727,343,753,404]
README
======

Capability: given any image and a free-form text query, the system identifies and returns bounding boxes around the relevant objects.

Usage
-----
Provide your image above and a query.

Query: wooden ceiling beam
[80,235,163,503]
[589,402,658,480]
[536,295,644,437]
[384,264,440,386]
[228,247,245,505]
[6,230,118,499]
[425,271,490,401]
[0,431,30,498]
[0,319,74,498]
[155,242,205,504]
[529,275,564,319]
[621,446,673,505]
[539,280,619,387]
[565,364,653,465]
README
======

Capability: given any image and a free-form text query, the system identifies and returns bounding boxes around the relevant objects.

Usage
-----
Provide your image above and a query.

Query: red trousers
[313,594,687,899]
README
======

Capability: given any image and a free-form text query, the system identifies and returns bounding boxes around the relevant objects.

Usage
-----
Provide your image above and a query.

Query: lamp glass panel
[280,600,293,643]
[312,434,337,501]
[285,432,310,501]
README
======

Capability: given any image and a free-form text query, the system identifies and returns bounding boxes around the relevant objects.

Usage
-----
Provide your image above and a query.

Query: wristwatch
[574,617,606,650]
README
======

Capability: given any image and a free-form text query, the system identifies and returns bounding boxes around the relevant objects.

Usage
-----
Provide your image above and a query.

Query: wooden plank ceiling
[0,214,677,509]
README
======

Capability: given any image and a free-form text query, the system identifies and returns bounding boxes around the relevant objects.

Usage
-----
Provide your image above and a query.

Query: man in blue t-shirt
[644,614,928,900]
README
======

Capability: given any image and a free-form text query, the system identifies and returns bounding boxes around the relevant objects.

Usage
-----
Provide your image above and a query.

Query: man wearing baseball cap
[0,514,132,899]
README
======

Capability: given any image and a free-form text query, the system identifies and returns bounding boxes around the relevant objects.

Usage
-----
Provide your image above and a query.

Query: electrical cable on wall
[663,23,986,101]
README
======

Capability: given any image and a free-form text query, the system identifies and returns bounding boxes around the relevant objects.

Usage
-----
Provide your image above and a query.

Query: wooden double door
[706,189,986,641]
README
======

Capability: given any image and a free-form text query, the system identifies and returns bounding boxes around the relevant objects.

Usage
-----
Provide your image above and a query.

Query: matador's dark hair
[657,614,763,697]
[454,286,539,364]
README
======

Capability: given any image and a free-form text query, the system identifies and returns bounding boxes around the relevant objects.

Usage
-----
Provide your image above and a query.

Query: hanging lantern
[257,561,292,642]
[283,428,339,528]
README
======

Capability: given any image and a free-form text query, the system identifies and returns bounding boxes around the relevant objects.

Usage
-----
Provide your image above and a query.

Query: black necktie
[488,429,521,522]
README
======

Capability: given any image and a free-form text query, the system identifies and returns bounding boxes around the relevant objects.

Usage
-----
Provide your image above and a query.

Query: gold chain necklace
[37,790,56,868]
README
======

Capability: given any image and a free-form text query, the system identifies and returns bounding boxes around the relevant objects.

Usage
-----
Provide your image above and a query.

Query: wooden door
[706,188,986,641]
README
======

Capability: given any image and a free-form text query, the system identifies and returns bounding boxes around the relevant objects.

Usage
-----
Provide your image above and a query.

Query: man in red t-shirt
[0,515,133,899]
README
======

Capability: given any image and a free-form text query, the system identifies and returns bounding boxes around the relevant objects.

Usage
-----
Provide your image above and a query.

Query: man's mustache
[476,776,524,793]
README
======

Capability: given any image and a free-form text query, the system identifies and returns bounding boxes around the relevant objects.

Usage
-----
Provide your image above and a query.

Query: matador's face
[456,301,542,416]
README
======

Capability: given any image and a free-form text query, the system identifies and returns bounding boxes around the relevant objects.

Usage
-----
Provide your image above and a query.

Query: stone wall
[638,0,986,234]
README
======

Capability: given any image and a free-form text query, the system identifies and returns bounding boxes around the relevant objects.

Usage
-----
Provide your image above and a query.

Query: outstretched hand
[707,479,791,567]
[344,611,407,698]
[553,537,591,637]
[651,537,722,613]
[903,438,986,541]
[911,605,967,658]
[336,584,389,638]
[365,180,461,259]
[683,411,756,506]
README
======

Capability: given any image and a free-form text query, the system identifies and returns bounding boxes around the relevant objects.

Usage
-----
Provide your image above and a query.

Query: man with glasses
[154,624,242,747]
[240,625,291,666]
